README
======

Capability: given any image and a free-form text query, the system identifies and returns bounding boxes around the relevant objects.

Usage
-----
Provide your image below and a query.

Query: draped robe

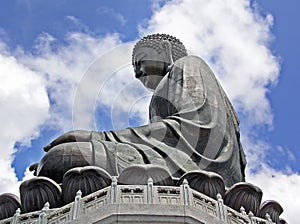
[90,55,246,187]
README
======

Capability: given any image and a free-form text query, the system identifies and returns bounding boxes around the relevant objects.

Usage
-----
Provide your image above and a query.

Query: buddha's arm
[94,121,170,144]
[43,130,95,152]
[43,121,170,152]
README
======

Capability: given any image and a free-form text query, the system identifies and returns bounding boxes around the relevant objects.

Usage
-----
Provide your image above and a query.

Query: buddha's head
[132,33,187,90]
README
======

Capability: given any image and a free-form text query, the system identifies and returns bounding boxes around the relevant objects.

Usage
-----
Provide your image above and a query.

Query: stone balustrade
[0,178,275,224]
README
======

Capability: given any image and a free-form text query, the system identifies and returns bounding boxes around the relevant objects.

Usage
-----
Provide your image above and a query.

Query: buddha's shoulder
[174,55,208,67]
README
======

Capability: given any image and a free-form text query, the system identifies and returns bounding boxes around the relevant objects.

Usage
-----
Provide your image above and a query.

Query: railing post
[12,208,21,224]
[248,211,257,224]
[147,177,153,204]
[72,190,82,220]
[182,179,190,206]
[240,206,247,216]
[38,202,49,224]
[217,193,226,222]
[110,176,117,204]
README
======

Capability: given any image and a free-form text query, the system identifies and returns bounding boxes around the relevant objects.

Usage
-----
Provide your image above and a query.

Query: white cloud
[96,7,127,26]
[247,167,300,224]
[65,15,90,33]
[277,145,296,162]
[70,42,140,130]
[75,54,151,131]
[17,32,129,132]
[0,45,49,194]
[0,158,19,195]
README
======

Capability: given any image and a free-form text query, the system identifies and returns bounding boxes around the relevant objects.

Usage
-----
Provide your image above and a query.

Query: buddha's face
[133,47,170,90]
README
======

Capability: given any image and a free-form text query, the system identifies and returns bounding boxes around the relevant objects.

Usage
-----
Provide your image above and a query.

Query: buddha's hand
[43,130,92,152]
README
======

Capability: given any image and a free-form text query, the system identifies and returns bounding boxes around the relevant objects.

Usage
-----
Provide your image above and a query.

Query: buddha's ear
[159,40,173,64]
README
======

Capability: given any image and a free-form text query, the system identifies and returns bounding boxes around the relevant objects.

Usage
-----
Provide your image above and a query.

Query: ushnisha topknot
[132,33,188,65]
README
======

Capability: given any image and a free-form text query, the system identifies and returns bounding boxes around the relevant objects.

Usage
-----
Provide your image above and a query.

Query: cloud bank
[0,44,49,193]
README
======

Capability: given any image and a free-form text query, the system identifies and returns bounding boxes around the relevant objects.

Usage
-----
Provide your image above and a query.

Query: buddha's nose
[135,67,143,78]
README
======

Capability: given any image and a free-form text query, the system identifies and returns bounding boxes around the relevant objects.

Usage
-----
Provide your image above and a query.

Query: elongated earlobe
[159,40,173,65]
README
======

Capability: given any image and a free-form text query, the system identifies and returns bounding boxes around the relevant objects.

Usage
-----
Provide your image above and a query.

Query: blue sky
[0,0,299,222]
[257,0,300,170]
